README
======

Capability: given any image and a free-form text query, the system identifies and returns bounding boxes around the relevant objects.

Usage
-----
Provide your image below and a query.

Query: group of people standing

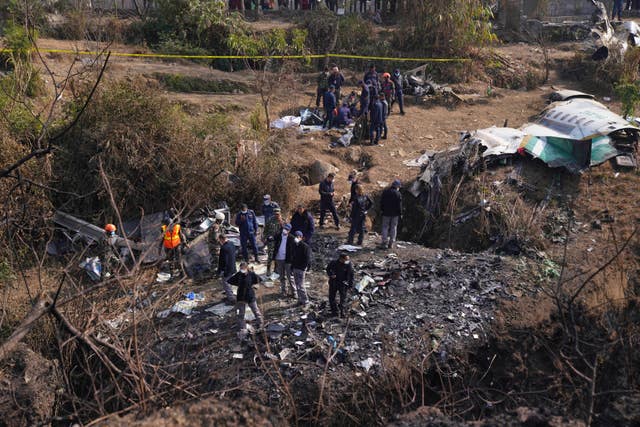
[317,64,405,145]
[209,167,404,333]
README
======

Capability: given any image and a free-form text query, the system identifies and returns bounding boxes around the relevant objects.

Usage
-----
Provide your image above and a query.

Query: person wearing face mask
[234,203,260,263]
[326,253,354,318]
[272,223,296,298]
[291,231,312,306]
[291,203,316,244]
[261,194,280,224]
[263,208,284,275]
[226,262,264,338]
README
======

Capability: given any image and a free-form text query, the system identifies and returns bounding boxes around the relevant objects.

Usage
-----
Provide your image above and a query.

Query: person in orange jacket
[160,217,187,266]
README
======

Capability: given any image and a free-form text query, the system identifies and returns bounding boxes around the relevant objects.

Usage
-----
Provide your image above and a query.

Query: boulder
[308,160,338,185]
[0,343,61,427]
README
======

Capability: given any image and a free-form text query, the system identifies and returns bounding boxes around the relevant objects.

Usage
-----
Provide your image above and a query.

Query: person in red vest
[160,217,187,267]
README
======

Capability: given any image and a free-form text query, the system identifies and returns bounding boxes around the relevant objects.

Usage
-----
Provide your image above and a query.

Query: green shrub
[394,0,496,54]
[615,81,640,118]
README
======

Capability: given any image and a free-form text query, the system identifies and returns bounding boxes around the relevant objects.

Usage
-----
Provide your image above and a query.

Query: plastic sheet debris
[337,131,353,147]
[357,357,376,373]
[232,353,244,359]
[279,348,292,360]
[156,310,171,319]
[170,300,198,316]
[300,108,323,126]
[337,245,362,252]
[205,303,235,317]
[404,151,434,167]
[156,272,171,282]
[79,257,102,282]
[355,276,375,293]
[185,292,205,301]
[299,125,325,133]
[270,116,301,129]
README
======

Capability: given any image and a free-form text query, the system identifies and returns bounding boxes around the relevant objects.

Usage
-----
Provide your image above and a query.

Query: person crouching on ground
[227,262,264,339]
[334,102,353,128]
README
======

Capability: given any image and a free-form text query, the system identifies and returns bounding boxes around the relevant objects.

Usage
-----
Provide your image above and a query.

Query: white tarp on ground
[270,116,301,129]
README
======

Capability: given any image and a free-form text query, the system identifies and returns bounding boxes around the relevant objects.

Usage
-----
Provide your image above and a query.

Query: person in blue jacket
[234,203,260,263]
[323,85,337,129]
[334,102,353,127]
[369,95,383,145]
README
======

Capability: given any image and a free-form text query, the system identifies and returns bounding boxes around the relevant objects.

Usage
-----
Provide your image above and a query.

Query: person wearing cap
[101,223,127,278]
[160,217,187,268]
[261,194,280,224]
[356,80,370,118]
[291,231,312,305]
[235,203,260,263]
[272,223,296,298]
[323,85,337,129]
[217,234,237,304]
[327,66,345,102]
[291,203,316,244]
[347,184,373,246]
[363,64,379,92]
[226,261,264,338]
[369,93,384,145]
[208,211,228,268]
[380,179,403,249]
[390,68,405,115]
[263,207,284,275]
[326,252,354,317]
[319,173,340,230]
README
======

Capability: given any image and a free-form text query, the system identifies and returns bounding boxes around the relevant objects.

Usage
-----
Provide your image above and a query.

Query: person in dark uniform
[227,262,264,338]
[347,184,373,245]
[319,173,340,229]
[326,253,354,317]
[323,85,337,129]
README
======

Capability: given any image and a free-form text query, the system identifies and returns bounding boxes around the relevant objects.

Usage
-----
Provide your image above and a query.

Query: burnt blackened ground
[124,231,536,425]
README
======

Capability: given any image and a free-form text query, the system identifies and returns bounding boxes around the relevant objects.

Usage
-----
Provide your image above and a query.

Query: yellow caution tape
[0,47,470,62]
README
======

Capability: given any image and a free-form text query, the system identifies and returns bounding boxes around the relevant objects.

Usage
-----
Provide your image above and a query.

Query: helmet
[104,223,116,233]
[215,212,225,221]
[382,72,391,79]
